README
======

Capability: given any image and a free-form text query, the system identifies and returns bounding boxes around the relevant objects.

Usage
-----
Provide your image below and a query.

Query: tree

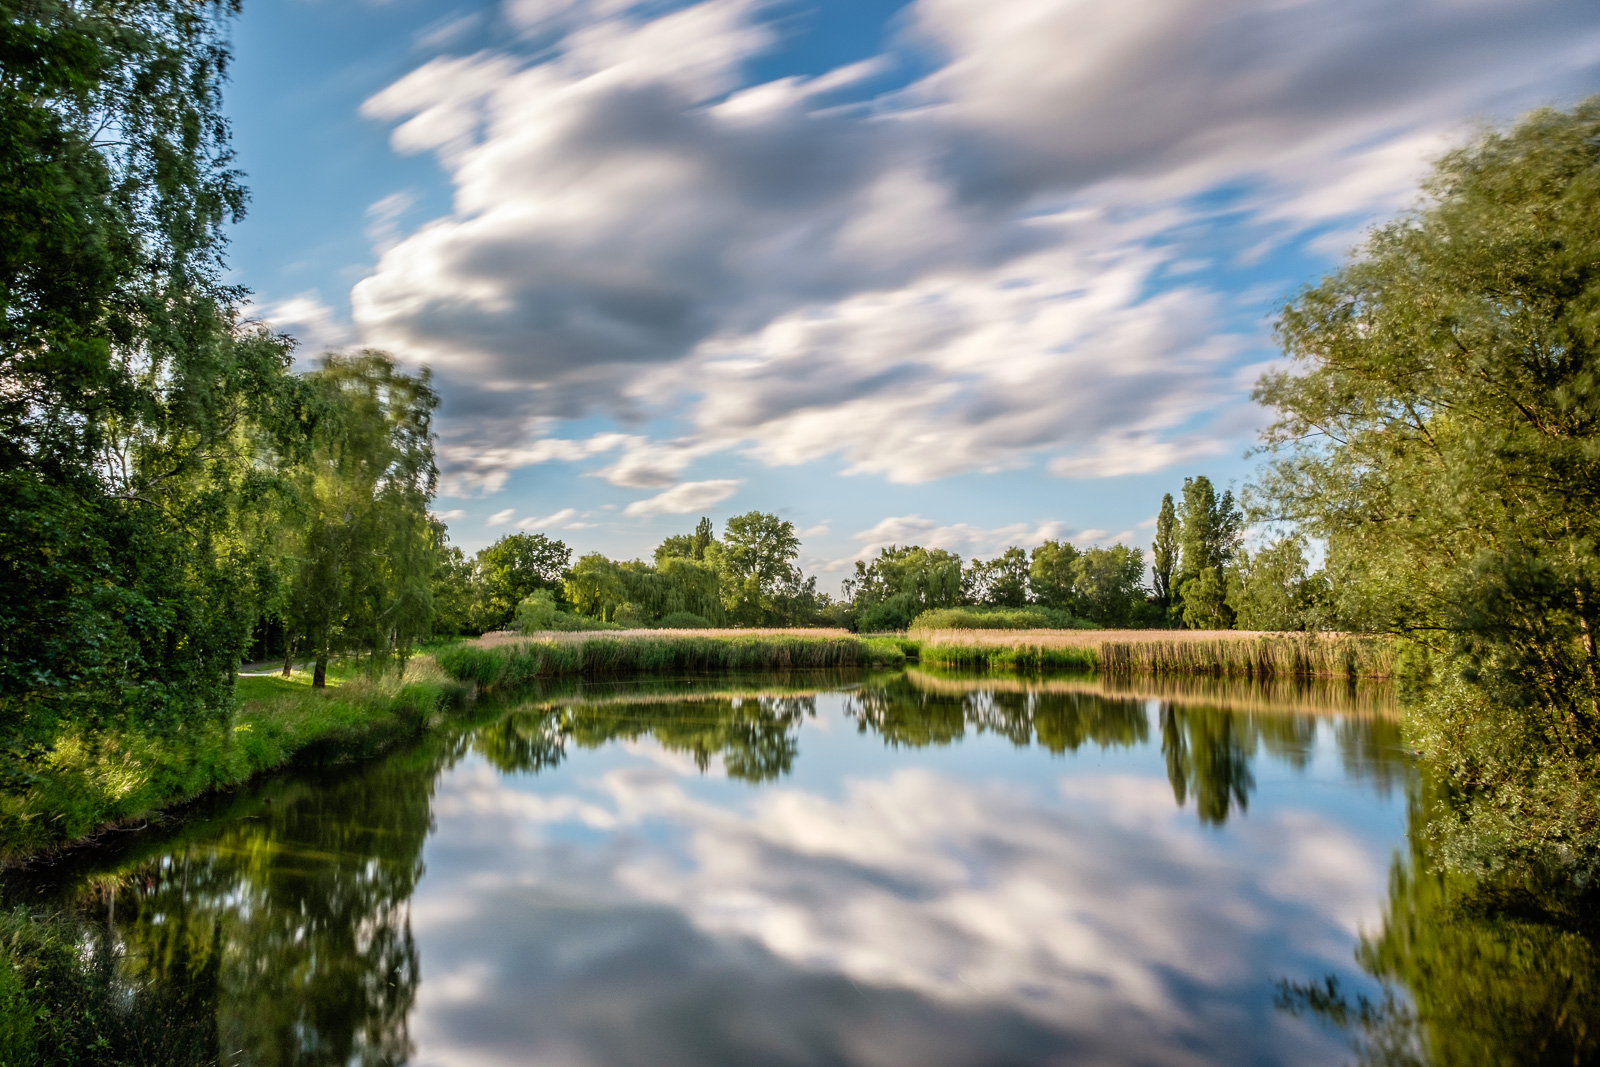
[1176,476,1242,627]
[1029,540,1082,613]
[477,533,571,630]
[712,511,802,625]
[1254,97,1600,869]
[964,547,1030,607]
[280,352,438,687]
[655,516,719,565]
[429,526,481,637]
[0,0,327,756]
[1072,545,1147,627]
[1226,537,1321,632]
[563,553,625,620]
[1152,494,1180,612]
[845,546,964,631]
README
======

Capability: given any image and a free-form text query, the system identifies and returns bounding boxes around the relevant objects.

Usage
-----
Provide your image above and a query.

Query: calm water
[22,670,1422,1066]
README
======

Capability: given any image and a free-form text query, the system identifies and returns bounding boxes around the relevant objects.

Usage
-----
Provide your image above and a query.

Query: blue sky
[223,0,1600,588]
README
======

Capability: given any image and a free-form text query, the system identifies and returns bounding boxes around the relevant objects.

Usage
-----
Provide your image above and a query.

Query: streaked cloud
[350,0,1600,494]
[622,479,742,517]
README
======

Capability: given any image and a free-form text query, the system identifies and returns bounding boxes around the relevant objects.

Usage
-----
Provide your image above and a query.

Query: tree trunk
[313,653,328,689]
[281,637,297,678]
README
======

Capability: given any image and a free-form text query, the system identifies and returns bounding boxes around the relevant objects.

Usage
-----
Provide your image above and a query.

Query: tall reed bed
[911,629,1395,680]
[1095,633,1395,679]
[437,634,906,692]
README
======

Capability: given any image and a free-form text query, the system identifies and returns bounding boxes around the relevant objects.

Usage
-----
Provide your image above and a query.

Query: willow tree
[283,352,438,686]
[0,0,319,751]
[1255,97,1600,870]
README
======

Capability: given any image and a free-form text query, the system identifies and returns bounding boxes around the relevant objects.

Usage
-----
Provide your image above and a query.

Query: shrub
[909,606,1092,630]
[655,611,715,629]
[513,590,558,632]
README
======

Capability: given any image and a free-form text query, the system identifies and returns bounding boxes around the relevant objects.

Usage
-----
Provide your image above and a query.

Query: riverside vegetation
[1,0,1599,1056]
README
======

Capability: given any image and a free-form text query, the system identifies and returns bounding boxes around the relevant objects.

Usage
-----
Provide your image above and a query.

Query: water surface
[22,670,1419,1066]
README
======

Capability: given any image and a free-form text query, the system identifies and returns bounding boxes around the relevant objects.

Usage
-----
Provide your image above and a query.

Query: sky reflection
[405,685,1407,1066]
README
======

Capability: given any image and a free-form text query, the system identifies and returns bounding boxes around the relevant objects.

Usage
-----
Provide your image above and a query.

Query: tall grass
[0,658,470,862]
[912,629,1395,679]
[437,633,906,692]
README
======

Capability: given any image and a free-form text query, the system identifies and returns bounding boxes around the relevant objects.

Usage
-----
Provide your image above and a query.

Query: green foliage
[846,545,965,630]
[654,611,714,629]
[277,352,439,685]
[476,532,571,630]
[909,606,1088,630]
[1152,494,1180,610]
[1180,567,1231,629]
[917,642,1097,673]
[1256,96,1600,868]
[964,547,1030,608]
[513,589,559,632]
[653,515,718,564]
[1226,536,1326,631]
[711,511,825,625]
[436,635,896,691]
[429,529,481,636]
[1028,540,1081,612]
[1071,545,1147,627]
[1175,476,1242,627]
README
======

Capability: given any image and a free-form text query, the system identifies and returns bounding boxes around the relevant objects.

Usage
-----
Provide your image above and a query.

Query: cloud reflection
[410,698,1389,1066]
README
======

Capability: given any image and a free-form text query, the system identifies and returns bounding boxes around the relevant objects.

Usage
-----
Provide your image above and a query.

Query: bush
[547,612,623,632]
[858,601,915,632]
[654,611,715,629]
[910,606,1092,630]
[513,590,558,632]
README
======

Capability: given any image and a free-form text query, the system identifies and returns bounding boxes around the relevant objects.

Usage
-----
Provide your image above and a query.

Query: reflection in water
[1281,797,1600,1067]
[15,670,1593,1065]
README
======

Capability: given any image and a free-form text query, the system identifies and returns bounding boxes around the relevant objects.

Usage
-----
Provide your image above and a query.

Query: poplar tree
[1151,494,1179,611]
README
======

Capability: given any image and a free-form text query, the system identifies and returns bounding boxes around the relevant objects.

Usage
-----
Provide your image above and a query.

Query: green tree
[476,532,571,630]
[845,546,965,631]
[563,553,625,620]
[1029,540,1082,613]
[1152,493,1180,613]
[0,0,308,755]
[1254,97,1600,869]
[1226,536,1321,632]
[1071,545,1146,627]
[1180,568,1231,630]
[428,526,481,638]
[711,511,803,625]
[281,352,438,687]
[964,547,1030,607]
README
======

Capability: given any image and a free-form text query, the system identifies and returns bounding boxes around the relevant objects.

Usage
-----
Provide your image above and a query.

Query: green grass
[918,642,1097,672]
[437,634,907,692]
[0,658,470,862]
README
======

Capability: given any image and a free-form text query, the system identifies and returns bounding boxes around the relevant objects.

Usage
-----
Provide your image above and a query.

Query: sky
[224,0,1600,588]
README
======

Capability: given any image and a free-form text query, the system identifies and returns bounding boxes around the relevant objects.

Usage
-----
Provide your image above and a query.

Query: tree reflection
[85,748,440,1066]
[1280,793,1600,1066]
[476,695,816,783]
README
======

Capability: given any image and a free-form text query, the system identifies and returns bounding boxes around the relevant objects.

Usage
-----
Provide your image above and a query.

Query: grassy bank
[438,633,907,692]
[913,629,1395,679]
[0,658,469,863]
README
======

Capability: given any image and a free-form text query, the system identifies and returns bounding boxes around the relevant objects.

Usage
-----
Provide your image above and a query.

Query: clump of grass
[918,641,1096,672]
[0,657,470,861]
[438,633,904,692]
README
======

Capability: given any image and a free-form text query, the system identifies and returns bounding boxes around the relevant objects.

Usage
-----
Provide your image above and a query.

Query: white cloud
[252,291,354,356]
[431,508,467,521]
[487,507,516,526]
[622,479,742,517]
[516,507,578,530]
[351,0,1600,491]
